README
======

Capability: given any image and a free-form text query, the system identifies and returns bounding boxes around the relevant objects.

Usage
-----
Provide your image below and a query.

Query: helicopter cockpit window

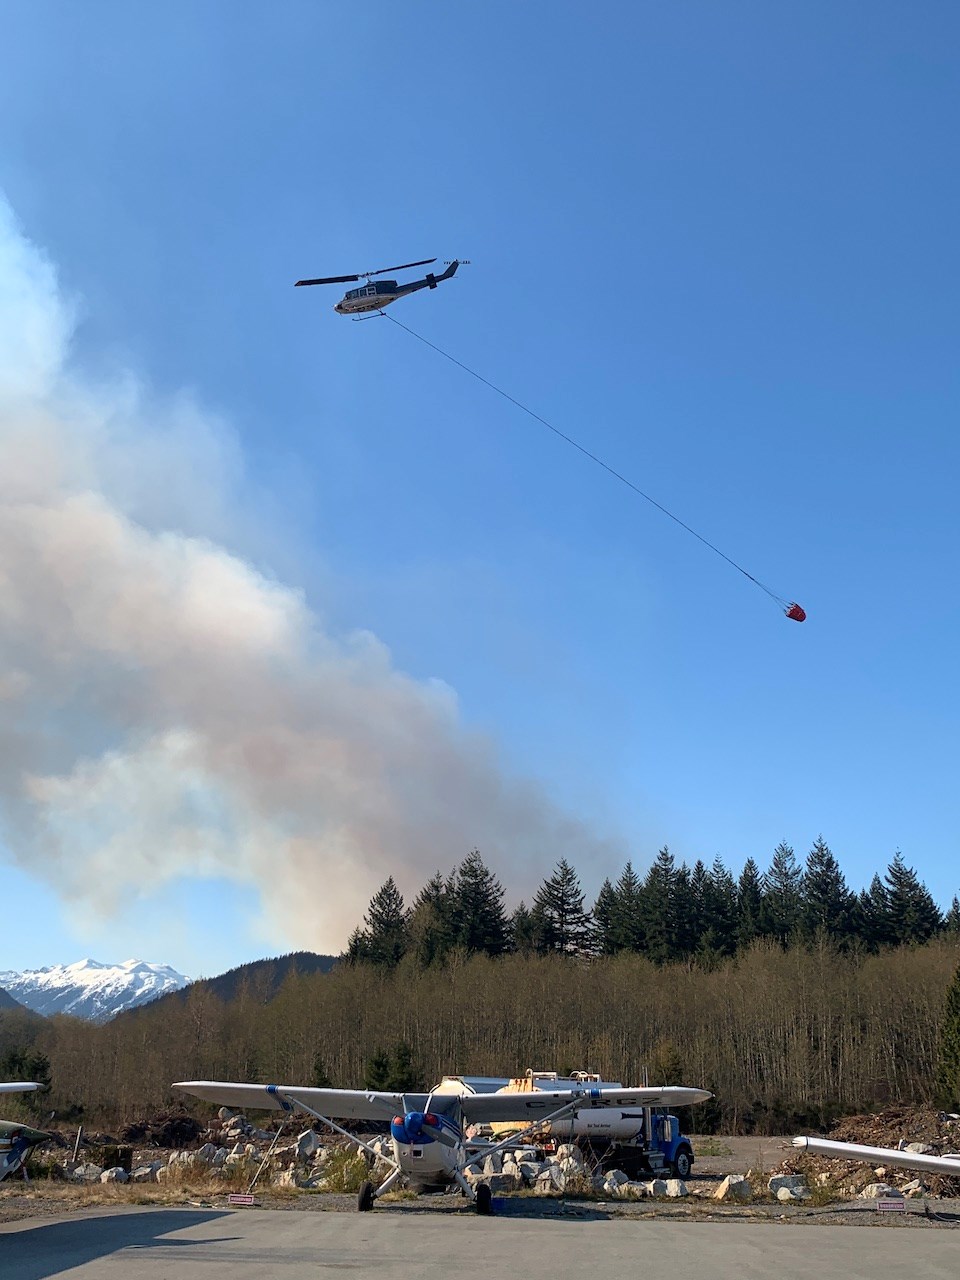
[365,285,376,295]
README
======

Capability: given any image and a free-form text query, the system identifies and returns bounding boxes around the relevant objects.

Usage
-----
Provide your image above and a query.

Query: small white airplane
[176,1079,711,1213]
[0,1083,48,1183]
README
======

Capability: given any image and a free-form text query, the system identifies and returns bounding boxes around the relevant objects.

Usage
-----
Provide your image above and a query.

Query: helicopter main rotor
[295,258,437,287]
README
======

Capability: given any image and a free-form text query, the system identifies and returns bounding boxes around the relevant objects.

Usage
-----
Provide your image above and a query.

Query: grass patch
[312,1148,369,1193]
[695,1138,734,1157]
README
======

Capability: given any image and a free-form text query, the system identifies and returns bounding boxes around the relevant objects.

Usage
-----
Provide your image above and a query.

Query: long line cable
[383,310,795,612]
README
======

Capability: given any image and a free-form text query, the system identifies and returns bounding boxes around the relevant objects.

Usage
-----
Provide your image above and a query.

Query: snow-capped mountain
[0,959,189,1022]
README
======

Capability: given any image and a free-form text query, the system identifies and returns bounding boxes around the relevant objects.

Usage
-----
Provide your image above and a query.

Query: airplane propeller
[391,1110,458,1148]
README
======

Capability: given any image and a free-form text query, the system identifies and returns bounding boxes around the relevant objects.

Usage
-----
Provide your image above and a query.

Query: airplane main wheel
[357,1180,375,1212]
[475,1183,493,1216]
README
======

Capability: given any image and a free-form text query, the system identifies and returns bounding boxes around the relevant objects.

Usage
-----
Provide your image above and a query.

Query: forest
[4,838,960,1133]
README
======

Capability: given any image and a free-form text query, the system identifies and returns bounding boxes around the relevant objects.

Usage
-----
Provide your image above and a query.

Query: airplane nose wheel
[357,1180,375,1212]
[475,1183,493,1215]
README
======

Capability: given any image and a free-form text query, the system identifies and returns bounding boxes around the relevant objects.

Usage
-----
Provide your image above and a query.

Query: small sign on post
[876,1198,906,1212]
[227,1193,258,1207]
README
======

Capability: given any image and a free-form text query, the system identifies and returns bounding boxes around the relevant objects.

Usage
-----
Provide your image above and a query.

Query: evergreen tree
[311,1055,333,1087]
[884,852,943,945]
[530,859,592,954]
[642,847,679,964]
[345,927,371,964]
[698,856,738,959]
[945,897,960,935]
[363,1042,421,1092]
[591,879,619,955]
[364,1047,392,1090]
[385,1041,420,1091]
[648,1038,684,1084]
[801,836,855,945]
[509,900,536,953]
[449,850,510,956]
[936,964,960,1108]
[672,863,698,959]
[610,861,645,953]
[760,842,803,945]
[856,875,892,952]
[736,858,764,950]
[688,860,710,952]
[407,872,456,966]
[349,877,408,967]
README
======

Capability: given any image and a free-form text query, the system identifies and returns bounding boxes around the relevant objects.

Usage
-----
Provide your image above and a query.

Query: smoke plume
[0,199,613,951]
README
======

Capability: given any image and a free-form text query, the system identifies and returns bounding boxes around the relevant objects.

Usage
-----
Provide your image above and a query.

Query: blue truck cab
[646,1108,695,1178]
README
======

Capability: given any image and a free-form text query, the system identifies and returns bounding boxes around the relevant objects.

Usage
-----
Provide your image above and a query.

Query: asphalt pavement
[1,1204,957,1280]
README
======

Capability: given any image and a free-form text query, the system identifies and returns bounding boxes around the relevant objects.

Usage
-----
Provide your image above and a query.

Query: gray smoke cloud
[0,199,616,951]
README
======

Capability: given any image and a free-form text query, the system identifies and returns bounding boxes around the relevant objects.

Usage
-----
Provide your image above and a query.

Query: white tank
[489,1070,649,1141]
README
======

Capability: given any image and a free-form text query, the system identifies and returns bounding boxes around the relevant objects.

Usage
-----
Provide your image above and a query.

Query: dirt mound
[118,1112,202,1148]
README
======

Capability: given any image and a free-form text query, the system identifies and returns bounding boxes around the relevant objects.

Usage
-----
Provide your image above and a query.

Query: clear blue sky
[1,2,957,976]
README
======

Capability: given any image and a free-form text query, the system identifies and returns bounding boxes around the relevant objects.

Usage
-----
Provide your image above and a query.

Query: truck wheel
[475,1183,493,1215]
[357,1180,375,1212]
[672,1149,692,1179]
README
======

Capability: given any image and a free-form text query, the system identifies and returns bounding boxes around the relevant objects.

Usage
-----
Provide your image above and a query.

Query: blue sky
[0,2,957,976]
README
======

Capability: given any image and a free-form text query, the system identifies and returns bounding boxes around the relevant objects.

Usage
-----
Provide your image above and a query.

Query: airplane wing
[0,1119,49,1143]
[0,1083,40,1095]
[459,1085,712,1125]
[174,1081,424,1122]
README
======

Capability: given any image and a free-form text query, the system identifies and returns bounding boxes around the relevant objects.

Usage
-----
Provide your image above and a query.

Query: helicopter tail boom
[427,260,459,288]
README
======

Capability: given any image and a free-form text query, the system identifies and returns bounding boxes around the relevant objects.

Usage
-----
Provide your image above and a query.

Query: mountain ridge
[116,950,338,1020]
[0,958,189,1023]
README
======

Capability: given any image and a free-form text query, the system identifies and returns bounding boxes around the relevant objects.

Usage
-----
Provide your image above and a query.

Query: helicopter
[295,258,464,317]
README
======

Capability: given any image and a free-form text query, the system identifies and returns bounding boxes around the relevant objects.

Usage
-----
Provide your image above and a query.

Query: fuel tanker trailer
[436,1070,701,1179]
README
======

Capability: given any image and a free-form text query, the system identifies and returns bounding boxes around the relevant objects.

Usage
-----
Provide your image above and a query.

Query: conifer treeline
[347,840,958,969]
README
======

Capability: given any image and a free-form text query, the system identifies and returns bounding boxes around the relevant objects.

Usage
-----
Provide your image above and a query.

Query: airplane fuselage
[388,1109,464,1189]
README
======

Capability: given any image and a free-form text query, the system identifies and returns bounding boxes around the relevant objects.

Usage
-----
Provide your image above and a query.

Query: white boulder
[859,1183,903,1200]
[556,1144,583,1166]
[616,1181,647,1199]
[714,1174,753,1202]
[100,1167,128,1183]
[777,1185,810,1202]
[768,1173,808,1194]
[664,1179,688,1197]
[534,1165,565,1195]
[296,1130,321,1162]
